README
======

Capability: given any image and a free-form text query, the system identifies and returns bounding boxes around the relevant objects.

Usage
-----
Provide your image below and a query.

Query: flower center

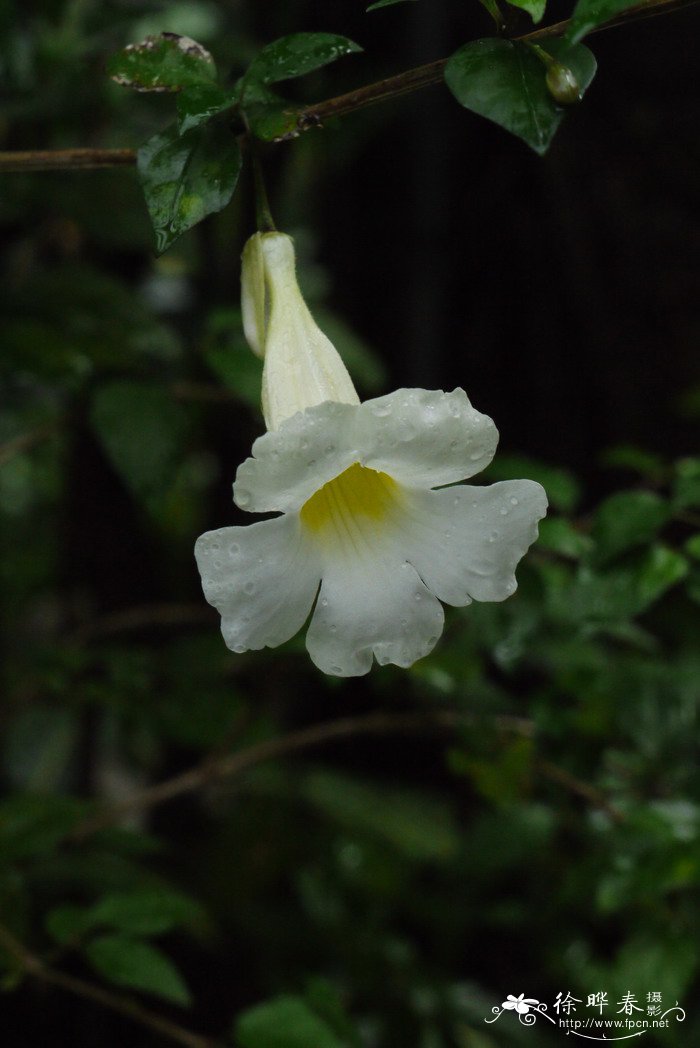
[300,462,399,536]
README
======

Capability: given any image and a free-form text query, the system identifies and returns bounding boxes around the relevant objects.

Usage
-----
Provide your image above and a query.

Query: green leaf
[235,995,343,1048]
[245,33,362,87]
[86,935,191,1005]
[89,889,203,936]
[684,534,700,560]
[367,0,418,9]
[592,491,669,563]
[46,905,93,946]
[537,517,593,559]
[137,121,242,253]
[507,0,547,23]
[636,546,688,607]
[176,83,238,134]
[107,33,216,93]
[445,38,596,155]
[90,381,188,510]
[302,770,459,862]
[566,0,640,45]
[673,457,700,509]
[0,796,85,861]
[601,444,666,482]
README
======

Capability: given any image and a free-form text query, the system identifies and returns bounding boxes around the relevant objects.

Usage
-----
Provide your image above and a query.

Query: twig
[0,148,137,171]
[0,922,219,1048]
[537,759,624,823]
[71,709,531,837]
[0,0,696,171]
[68,707,618,839]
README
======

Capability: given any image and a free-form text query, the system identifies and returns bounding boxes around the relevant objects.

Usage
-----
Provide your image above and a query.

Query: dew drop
[510,496,519,506]
[469,451,482,462]
[236,489,251,507]
[414,593,422,602]
[229,542,240,555]
[321,597,328,607]
[243,582,255,595]
[370,402,392,418]
[500,507,509,516]
[488,530,499,543]
[450,439,459,450]
[233,643,246,654]
[330,664,343,674]
[330,624,337,633]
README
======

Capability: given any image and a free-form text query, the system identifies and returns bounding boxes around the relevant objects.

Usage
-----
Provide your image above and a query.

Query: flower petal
[195,513,321,652]
[357,388,498,488]
[305,554,444,677]
[233,400,360,514]
[398,480,548,605]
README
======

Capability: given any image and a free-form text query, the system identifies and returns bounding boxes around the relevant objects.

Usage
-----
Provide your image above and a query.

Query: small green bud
[546,63,581,106]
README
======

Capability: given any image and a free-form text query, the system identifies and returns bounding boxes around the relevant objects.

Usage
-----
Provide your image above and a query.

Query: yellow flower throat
[300,463,398,534]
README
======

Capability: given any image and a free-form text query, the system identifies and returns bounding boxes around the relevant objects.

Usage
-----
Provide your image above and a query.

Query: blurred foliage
[1,1,699,1047]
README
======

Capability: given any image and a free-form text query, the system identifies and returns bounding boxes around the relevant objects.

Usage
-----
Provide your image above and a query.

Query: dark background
[2,1,699,1045]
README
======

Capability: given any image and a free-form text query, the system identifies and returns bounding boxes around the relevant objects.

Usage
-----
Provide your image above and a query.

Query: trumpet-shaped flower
[195,232,547,677]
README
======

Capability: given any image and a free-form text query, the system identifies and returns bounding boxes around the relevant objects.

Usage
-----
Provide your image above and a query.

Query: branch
[0,923,220,1048]
[70,707,621,839]
[0,0,696,171]
[295,0,697,133]
[0,148,136,171]
[72,709,530,837]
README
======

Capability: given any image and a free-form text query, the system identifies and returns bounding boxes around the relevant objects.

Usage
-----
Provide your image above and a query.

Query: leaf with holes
[445,38,596,155]
[244,32,362,88]
[107,32,216,93]
[137,121,242,252]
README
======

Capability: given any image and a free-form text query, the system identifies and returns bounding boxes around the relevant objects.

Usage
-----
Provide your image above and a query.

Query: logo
[484,990,686,1041]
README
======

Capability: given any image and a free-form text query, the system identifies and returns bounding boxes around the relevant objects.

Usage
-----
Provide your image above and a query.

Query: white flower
[195,232,547,677]
[502,994,540,1014]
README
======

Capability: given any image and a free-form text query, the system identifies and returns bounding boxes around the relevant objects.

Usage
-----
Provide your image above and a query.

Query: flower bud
[546,64,581,106]
[240,232,359,431]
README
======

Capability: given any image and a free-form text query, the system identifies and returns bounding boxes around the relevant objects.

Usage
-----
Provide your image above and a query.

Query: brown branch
[296,0,698,132]
[0,0,696,171]
[537,758,624,823]
[72,709,531,837]
[69,707,619,840]
[0,148,137,171]
[0,922,220,1048]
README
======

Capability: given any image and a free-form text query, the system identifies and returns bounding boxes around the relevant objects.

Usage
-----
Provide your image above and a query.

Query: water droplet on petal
[370,402,392,418]
[469,451,482,462]
[500,507,509,516]
[321,597,328,607]
[233,643,246,654]
[510,496,519,506]
[236,489,251,507]
[229,542,240,555]
[330,624,337,633]
[243,582,255,595]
